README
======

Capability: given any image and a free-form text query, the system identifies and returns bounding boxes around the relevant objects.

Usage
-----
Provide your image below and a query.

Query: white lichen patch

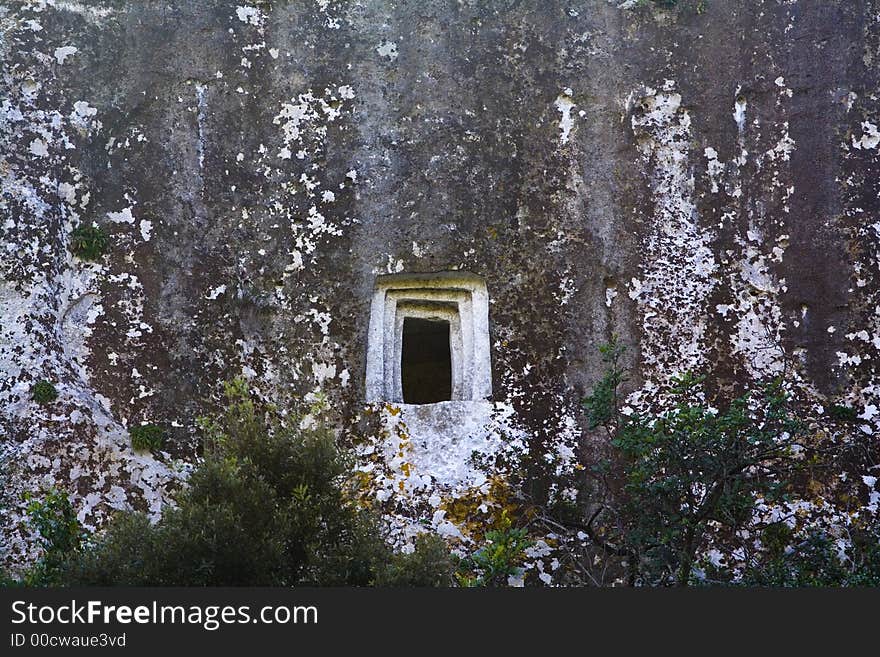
[355,401,528,548]
[48,1,117,21]
[315,0,343,29]
[376,40,398,61]
[205,284,227,300]
[107,206,135,224]
[704,146,724,193]
[52,45,77,64]
[766,124,796,163]
[139,219,152,241]
[627,81,717,383]
[853,120,880,150]
[235,5,265,28]
[28,137,49,157]
[698,88,793,380]
[269,85,355,268]
[554,89,576,145]
[734,90,747,134]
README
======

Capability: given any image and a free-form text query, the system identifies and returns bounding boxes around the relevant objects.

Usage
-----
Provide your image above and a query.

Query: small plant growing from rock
[130,424,166,452]
[456,510,532,587]
[31,380,58,405]
[70,224,109,261]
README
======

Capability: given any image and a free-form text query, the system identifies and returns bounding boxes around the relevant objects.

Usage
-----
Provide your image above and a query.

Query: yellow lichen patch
[439,475,535,544]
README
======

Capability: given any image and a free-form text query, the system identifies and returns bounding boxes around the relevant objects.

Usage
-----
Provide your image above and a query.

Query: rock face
[2,0,880,566]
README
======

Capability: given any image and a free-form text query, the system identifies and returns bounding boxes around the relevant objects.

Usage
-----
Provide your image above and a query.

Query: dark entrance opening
[401,317,452,404]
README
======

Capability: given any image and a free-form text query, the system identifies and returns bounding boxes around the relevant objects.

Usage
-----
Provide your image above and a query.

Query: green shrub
[564,340,869,586]
[130,424,166,452]
[31,380,58,405]
[70,224,109,261]
[378,534,458,587]
[580,344,811,585]
[827,404,859,423]
[0,569,20,587]
[59,513,155,586]
[63,379,455,586]
[20,489,86,586]
[582,337,626,430]
[741,525,880,587]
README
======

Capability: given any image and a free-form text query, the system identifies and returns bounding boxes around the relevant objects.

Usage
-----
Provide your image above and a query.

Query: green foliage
[580,344,815,586]
[456,511,532,587]
[827,404,859,423]
[20,489,86,586]
[130,424,166,452]
[741,524,880,587]
[63,379,455,586]
[31,380,58,405]
[377,534,458,587]
[0,568,19,587]
[582,336,626,430]
[629,384,795,583]
[571,340,879,587]
[58,513,154,586]
[70,224,109,261]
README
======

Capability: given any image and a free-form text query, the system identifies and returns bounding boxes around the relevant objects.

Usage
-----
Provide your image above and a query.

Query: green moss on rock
[32,380,58,405]
[130,424,166,452]
[70,225,109,261]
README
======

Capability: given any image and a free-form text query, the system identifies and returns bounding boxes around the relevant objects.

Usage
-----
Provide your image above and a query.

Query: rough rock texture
[2,0,880,573]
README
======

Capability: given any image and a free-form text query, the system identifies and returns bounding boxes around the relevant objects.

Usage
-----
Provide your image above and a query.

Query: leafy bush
[491,339,878,587]
[827,404,859,423]
[20,489,86,586]
[377,534,458,587]
[0,569,19,587]
[740,524,880,587]
[70,224,108,261]
[31,380,58,405]
[582,340,627,431]
[578,341,812,584]
[130,424,166,452]
[62,379,454,586]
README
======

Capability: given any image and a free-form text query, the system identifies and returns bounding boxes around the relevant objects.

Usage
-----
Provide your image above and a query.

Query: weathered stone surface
[2,0,879,569]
